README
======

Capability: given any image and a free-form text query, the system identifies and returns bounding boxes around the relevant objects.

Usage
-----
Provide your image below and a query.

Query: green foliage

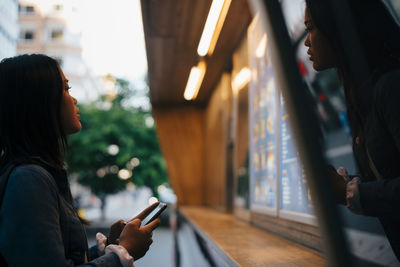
[66,78,167,198]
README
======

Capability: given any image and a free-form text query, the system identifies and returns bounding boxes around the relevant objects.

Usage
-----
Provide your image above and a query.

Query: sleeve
[89,233,134,267]
[359,178,400,218]
[0,165,129,267]
[358,71,400,218]
[88,233,107,260]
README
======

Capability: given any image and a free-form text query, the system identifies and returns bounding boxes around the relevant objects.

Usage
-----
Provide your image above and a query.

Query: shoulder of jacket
[374,69,400,102]
[376,69,400,89]
[10,164,57,189]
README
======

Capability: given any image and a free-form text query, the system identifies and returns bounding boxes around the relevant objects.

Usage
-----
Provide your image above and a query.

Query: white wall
[0,0,18,60]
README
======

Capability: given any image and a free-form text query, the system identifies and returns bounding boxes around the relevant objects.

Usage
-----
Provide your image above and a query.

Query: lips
[307,50,313,61]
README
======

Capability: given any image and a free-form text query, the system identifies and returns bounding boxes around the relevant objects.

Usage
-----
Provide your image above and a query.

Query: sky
[76,0,147,82]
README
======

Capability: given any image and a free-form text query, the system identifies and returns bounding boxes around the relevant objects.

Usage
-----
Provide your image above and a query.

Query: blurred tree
[66,77,167,220]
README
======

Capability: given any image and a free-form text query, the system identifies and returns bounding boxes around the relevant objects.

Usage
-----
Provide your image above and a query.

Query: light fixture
[197,0,232,57]
[184,61,206,101]
[256,34,267,58]
[185,0,231,100]
[232,67,251,93]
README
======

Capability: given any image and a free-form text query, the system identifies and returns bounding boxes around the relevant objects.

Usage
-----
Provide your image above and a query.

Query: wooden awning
[140,0,252,107]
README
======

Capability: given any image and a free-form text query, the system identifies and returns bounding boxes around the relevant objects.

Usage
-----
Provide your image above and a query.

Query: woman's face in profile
[60,69,82,135]
[304,8,336,71]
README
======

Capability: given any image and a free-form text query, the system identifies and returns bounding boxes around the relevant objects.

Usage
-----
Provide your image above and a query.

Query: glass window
[54,4,63,11]
[26,6,34,13]
[247,13,315,223]
[21,30,35,41]
[51,29,63,40]
[387,0,400,21]
[19,5,35,15]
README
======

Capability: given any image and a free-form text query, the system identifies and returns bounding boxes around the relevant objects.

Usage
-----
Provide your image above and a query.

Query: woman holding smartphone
[0,54,160,266]
[304,0,400,261]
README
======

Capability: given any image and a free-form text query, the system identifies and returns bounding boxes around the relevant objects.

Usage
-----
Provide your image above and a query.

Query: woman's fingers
[143,218,161,231]
[108,219,127,245]
[129,202,160,221]
[127,218,141,228]
[337,166,349,181]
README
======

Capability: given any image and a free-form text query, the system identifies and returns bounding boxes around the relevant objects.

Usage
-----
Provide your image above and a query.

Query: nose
[304,34,310,47]
[73,97,77,104]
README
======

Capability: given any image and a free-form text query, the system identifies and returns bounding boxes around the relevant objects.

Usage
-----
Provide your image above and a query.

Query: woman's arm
[0,165,127,266]
[357,70,400,218]
[358,178,400,218]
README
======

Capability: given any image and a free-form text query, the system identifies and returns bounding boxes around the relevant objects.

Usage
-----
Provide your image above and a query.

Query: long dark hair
[305,0,400,74]
[0,54,67,168]
[305,0,400,136]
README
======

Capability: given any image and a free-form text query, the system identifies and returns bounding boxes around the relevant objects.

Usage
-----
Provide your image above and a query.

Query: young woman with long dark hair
[0,54,160,266]
[304,0,400,261]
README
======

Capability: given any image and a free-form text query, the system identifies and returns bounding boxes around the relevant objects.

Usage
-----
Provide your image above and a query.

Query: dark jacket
[353,69,400,261]
[0,163,123,267]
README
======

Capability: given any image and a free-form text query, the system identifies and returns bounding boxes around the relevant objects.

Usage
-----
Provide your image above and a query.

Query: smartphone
[141,202,168,226]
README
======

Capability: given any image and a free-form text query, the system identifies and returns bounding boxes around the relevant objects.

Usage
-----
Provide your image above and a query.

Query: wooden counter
[179,206,325,266]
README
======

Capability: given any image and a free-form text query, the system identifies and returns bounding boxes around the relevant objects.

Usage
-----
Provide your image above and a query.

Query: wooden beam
[152,105,205,205]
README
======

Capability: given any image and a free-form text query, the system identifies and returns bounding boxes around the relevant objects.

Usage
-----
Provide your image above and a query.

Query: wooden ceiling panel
[175,0,212,48]
[147,0,180,37]
[141,0,252,107]
[148,37,176,104]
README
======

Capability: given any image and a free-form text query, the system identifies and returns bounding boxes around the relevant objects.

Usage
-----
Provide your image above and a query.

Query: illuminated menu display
[248,15,314,220]
[249,19,277,210]
[280,96,313,215]
[249,62,278,209]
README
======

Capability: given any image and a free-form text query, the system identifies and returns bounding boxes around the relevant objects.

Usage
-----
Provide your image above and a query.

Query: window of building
[53,4,63,11]
[26,5,35,13]
[19,5,35,14]
[20,30,35,41]
[51,29,63,40]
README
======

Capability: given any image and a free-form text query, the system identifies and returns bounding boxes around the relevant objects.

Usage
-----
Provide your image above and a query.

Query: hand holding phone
[140,202,167,226]
[108,202,166,258]
[109,202,163,243]
[119,219,154,260]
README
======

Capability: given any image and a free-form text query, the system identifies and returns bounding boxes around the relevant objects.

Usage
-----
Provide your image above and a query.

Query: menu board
[248,14,314,222]
[280,96,314,216]
[249,17,278,213]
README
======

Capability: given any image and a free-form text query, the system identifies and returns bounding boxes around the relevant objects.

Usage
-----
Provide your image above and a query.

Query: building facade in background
[18,0,100,102]
[0,0,18,60]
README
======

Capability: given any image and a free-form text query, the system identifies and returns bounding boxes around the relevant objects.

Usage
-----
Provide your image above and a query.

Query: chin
[312,61,335,72]
[73,123,82,133]
[67,123,82,135]
[312,62,325,72]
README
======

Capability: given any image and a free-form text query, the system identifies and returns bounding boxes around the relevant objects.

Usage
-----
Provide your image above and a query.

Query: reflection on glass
[279,0,359,222]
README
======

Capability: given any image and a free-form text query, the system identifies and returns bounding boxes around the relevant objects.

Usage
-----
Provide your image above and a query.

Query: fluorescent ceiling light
[197,0,231,56]
[184,61,207,100]
[256,34,267,58]
[232,67,251,93]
